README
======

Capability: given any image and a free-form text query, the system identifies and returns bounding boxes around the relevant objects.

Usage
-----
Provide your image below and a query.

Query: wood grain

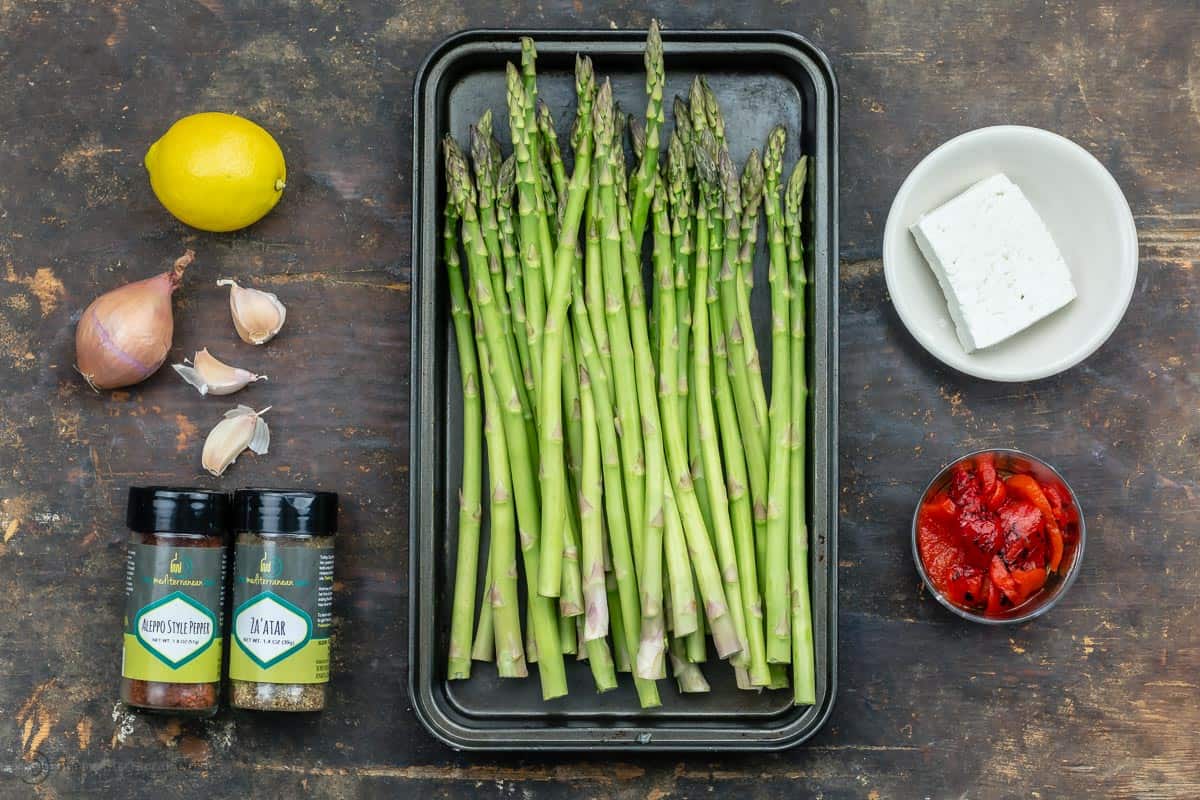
[0,0,1197,797]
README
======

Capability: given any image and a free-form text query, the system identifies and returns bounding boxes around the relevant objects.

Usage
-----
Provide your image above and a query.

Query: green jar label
[230,541,333,684]
[122,543,225,683]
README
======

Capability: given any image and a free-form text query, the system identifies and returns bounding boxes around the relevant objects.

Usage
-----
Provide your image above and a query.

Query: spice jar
[121,487,230,717]
[229,489,337,711]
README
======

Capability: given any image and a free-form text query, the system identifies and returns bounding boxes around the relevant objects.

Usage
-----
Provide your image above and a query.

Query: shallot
[75,250,194,391]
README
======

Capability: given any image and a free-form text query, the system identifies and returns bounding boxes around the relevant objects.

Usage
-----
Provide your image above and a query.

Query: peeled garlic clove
[217,279,286,345]
[173,348,267,396]
[201,405,271,477]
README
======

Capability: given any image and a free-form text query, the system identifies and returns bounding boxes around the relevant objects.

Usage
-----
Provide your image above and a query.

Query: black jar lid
[233,489,339,536]
[127,486,232,537]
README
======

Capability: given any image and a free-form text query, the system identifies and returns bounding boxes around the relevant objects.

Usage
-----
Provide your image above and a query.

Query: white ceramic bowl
[882,125,1138,382]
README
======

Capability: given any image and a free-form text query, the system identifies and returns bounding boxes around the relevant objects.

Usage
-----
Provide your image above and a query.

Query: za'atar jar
[229,489,338,712]
[120,487,231,717]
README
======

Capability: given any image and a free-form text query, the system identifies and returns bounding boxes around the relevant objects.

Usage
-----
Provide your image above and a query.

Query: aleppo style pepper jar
[120,487,231,717]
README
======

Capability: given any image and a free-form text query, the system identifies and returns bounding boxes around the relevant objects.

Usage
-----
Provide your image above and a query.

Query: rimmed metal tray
[409,27,839,751]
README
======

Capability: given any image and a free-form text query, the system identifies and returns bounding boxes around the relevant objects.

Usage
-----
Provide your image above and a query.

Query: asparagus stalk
[667,133,694,456]
[786,156,816,704]
[709,161,770,542]
[629,20,664,245]
[656,166,751,670]
[536,55,596,599]
[685,605,708,664]
[668,134,743,662]
[506,65,549,401]
[475,322,529,678]
[444,136,566,698]
[652,158,700,641]
[579,359,609,642]
[520,41,560,306]
[737,149,769,441]
[471,551,495,662]
[521,606,535,664]
[471,118,537,437]
[539,155,560,240]
[762,126,792,664]
[620,128,718,673]
[707,267,771,686]
[559,613,577,656]
[537,99,568,201]
[445,201,484,680]
[700,78,726,156]
[607,113,668,681]
[496,156,538,408]
[669,636,711,693]
[584,170,613,384]
[608,572,632,673]
[593,81,648,576]
[572,266,663,707]
[575,360,619,692]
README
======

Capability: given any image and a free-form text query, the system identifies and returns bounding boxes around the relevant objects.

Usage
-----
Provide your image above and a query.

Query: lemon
[145,112,286,232]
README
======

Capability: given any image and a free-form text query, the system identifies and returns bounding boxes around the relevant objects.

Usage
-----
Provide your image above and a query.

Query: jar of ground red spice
[120,487,230,717]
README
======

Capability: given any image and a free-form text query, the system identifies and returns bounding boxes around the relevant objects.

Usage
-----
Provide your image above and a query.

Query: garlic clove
[217,279,286,345]
[173,348,267,396]
[201,405,271,477]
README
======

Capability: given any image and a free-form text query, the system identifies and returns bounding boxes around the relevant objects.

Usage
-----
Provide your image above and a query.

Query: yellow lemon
[145,112,286,232]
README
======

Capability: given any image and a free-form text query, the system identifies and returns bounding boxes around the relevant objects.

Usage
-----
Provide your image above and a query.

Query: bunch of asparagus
[443,22,815,707]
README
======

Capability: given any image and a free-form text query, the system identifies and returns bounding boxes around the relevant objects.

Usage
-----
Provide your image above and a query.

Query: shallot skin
[75,250,193,391]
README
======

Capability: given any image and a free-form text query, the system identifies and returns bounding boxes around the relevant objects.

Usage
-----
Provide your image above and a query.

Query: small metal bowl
[912,448,1086,624]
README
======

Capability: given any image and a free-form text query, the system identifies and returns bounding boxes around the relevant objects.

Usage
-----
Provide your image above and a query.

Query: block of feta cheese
[910,173,1077,353]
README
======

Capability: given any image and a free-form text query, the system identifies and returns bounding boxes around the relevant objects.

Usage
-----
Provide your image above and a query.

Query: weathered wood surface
[1,1,1198,797]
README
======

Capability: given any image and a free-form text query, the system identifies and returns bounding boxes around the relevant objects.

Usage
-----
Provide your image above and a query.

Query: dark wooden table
[2,1,1197,797]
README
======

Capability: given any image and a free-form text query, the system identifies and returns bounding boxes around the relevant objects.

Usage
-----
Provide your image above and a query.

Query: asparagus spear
[737,149,769,438]
[444,136,566,698]
[559,613,577,656]
[629,20,664,245]
[709,150,771,590]
[652,156,700,642]
[471,552,495,662]
[578,359,608,642]
[475,318,529,678]
[537,99,568,201]
[536,55,595,599]
[608,572,632,673]
[606,111,668,680]
[506,65,549,401]
[707,258,771,686]
[786,156,816,704]
[471,117,536,436]
[445,201,484,680]
[656,165,752,671]
[495,156,537,408]
[584,169,613,384]
[519,41,560,307]
[667,134,694,454]
[700,78,726,157]
[669,636,711,693]
[577,361,619,692]
[593,81,648,577]
[572,265,663,707]
[762,126,792,664]
[665,133,743,662]
[677,106,712,547]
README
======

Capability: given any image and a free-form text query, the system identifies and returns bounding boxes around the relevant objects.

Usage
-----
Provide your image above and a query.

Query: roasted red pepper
[1006,475,1065,572]
[917,455,1077,618]
[1011,567,1048,602]
[989,556,1023,605]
